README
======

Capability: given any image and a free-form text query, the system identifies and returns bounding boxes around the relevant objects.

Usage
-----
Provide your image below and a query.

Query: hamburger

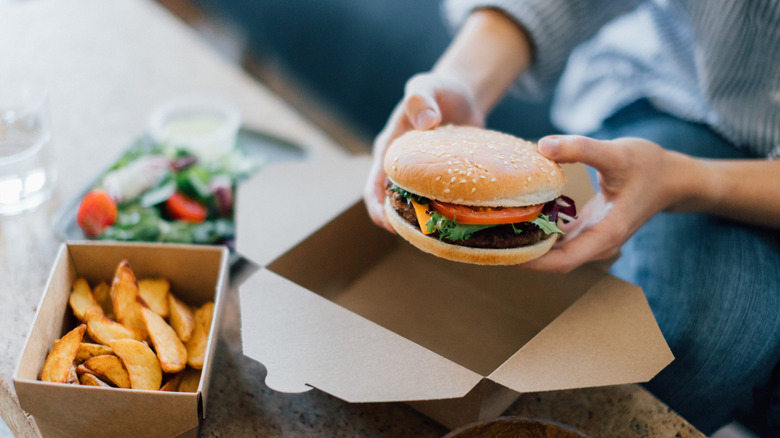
[383,125,576,265]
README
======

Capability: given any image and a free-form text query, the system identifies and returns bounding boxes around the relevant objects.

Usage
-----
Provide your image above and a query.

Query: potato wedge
[79,372,111,387]
[138,278,170,318]
[93,281,113,319]
[185,302,214,369]
[69,278,104,322]
[41,324,86,383]
[168,294,195,343]
[75,363,91,376]
[109,339,162,390]
[141,307,186,373]
[83,354,131,388]
[75,342,114,364]
[110,260,148,339]
[177,367,201,393]
[85,309,144,344]
[160,372,183,392]
[67,365,79,385]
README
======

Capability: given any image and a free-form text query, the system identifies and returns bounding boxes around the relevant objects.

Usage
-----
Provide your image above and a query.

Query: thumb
[538,135,617,171]
[405,93,441,130]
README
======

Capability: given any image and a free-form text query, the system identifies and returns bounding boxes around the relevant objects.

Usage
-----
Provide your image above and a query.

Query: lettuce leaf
[531,214,564,235]
[426,212,496,241]
[389,183,429,204]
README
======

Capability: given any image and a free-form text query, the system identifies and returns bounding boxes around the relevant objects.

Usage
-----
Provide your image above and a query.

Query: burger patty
[386,187,549,249]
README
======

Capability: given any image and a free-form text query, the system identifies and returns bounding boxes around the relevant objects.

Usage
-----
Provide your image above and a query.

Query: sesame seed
[435,176,441,181]
[460,179,467,183]
[444,188,450,193]
[450,177,456,182]
[472,178,477,183]
[471,188,476,193]
[490,178,497,182]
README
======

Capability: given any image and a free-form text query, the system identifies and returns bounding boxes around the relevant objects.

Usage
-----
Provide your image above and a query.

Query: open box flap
[488,275,674,393]
[239,268,483,402]
[236,156,371,267]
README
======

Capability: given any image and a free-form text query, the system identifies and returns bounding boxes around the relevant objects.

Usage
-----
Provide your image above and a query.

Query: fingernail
[415,109,438,130]
[539,136,560,157]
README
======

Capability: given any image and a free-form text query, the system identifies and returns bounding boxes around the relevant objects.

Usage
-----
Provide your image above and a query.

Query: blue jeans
[589,100,780,436]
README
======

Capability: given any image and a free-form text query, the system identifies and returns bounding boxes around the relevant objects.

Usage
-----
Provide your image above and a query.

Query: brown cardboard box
[14,242,229,437]
[235,156,674,429]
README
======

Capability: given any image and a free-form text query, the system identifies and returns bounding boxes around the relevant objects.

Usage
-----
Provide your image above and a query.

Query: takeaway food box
[235,156,673,429]
[14,242,229,437]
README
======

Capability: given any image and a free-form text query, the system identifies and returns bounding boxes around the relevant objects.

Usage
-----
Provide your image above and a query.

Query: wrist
[664,152,722,213]
[433,8,532,113]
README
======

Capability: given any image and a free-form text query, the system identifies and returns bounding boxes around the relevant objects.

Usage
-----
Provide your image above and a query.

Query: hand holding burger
[382,125,576,265]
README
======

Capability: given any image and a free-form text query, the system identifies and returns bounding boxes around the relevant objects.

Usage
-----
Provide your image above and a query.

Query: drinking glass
[0,72,56,215]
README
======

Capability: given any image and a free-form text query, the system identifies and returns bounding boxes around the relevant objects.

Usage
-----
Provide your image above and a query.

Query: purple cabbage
[542,195,577,223]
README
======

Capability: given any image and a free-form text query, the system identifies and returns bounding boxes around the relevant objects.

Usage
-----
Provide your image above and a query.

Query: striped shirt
[443,0,780,158]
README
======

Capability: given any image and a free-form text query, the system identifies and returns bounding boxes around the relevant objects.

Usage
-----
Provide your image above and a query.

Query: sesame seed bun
[383,125,566,207]
[385,197,558,265]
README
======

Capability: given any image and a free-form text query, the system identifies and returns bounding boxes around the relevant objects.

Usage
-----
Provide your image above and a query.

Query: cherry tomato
[165,191,207,223]
[77,190,118,237]
[430,200,543,225]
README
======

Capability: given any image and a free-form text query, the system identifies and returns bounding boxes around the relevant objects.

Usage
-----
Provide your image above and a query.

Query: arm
[432,8,532,115]
[363,9,533,230]
[677,158,780,227]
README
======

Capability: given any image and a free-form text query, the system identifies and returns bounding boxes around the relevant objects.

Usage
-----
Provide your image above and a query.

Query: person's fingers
[521,225,622,273]
[404,94,441,130]
[555,193,613,243]
[404,75,442,130]
[363,164,395,233]
[538,135,625,172]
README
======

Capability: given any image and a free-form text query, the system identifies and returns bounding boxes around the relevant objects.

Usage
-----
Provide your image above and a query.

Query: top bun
[384,125,565,207]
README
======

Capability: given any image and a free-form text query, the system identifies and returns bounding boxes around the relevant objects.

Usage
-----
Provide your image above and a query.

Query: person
[363,2,780,436]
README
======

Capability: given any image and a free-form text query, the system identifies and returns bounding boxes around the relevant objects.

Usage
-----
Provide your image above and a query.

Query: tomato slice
[77,190,118,237]
[166,191,208,223]
[430,200,543,225]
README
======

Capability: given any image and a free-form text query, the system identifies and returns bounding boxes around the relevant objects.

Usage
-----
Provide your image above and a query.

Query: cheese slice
[410,199,434,234]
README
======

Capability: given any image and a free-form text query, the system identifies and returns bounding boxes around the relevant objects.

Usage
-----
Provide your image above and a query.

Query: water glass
[0,73,55,215]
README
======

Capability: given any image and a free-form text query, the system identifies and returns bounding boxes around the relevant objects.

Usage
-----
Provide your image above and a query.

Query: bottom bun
[385,199,557,266]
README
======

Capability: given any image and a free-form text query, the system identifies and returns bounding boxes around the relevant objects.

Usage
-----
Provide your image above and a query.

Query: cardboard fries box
[235,156,674,429]
[14,242,229,438]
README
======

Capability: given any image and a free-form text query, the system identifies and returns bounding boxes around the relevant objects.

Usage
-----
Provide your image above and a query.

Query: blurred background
[155,0,559,153]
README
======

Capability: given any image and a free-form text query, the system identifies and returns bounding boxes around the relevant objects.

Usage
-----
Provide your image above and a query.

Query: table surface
[0,1,704,436]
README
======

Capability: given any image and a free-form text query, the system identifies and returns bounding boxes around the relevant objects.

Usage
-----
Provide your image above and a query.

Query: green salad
[76,136,261,246]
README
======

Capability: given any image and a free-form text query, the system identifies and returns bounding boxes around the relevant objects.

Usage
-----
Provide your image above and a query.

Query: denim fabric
[589,100,780,436]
